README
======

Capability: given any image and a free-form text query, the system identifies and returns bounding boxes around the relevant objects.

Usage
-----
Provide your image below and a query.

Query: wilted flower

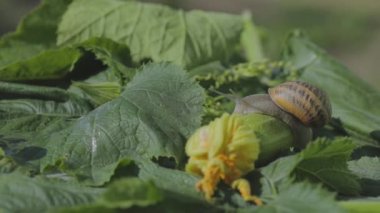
[185,113,262,205]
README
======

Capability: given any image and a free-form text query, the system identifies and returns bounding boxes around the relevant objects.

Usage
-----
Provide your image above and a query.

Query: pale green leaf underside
[348,157,380,180]
[40,63,205,185]
[57,0,244,68]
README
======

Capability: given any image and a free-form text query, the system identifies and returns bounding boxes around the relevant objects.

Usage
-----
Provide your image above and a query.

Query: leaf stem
[0,81,69,102]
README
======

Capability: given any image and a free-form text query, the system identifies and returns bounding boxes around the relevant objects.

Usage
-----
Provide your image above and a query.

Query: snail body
[233,81,331,148]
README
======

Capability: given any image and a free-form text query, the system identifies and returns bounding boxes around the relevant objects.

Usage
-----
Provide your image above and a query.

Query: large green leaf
[257,181,345,213]
[0,38,132,174]
[0,36,133,81]
[260,155,302,199]
[0,174,102,212]
[259,150,346,212]
[53,177,164,213]
[0,114,77,173]
[0,47,82,81]
[0,0,75,80]
[260,137,360,196]
[0,113,75,172]
[137,159,247,212]
[57,0,244,68]
[40,63,205,185]
[137,160,201,201]
[296,138,360,195]
[283,31,380,147]
[0,82,93,173]
[1,0,133,81]
[55,169,216,213]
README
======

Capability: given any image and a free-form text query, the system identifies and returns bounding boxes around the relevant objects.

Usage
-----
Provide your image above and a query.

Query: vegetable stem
[0,81,69,102]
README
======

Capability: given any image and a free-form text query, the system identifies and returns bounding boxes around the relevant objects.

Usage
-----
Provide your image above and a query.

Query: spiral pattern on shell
[268,81,332,128]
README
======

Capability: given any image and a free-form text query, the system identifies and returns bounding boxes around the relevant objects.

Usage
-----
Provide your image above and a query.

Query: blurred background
[1,0,379,89]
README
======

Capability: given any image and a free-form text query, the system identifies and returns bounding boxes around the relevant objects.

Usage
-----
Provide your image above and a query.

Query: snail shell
[268,81,332,128]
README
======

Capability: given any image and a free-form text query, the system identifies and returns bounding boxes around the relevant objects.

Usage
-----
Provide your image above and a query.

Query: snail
[185,81,332,204]
[233,81,332,148]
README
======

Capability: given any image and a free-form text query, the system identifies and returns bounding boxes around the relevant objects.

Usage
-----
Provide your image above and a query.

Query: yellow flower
[185,113,262,205]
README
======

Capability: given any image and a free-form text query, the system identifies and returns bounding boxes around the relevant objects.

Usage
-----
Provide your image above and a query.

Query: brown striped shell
[268,81,332,128]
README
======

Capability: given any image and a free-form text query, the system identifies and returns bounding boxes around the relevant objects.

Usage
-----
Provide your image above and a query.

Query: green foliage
[259,138,356,211]
[348,157,380,180]
[261,138,360,196]
[0,174,102,212]
[40,63,205,185]
[284,31,380,147]
[0,48,82,81]
[241,12,265,63]
[0,82,93,115]
[57,0,244,69]
[258,138,359,212]
[348,157,380,196]
[99,178,162,208]
[257,181,345,213]
[339,197,380,213]
[296,138,360,195]
[0,0,73,80]
[78,37,132,81]
[71,81,121,106]
[0,0,379,212]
